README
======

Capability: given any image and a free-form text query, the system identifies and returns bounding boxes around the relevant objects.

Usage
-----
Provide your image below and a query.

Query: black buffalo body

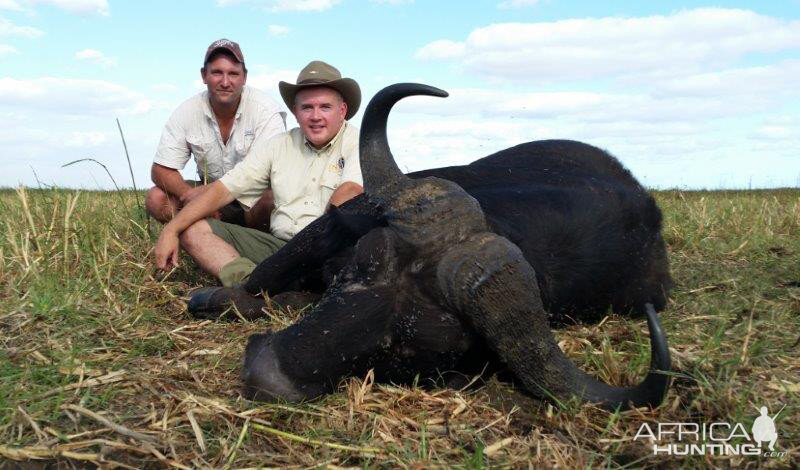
[246,139,671,325]
[193,83,673,410]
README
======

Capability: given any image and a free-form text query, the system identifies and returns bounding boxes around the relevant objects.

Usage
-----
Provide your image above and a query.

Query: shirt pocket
[188,136,220,181]
[234,131,256,161]
[319,168,341,207]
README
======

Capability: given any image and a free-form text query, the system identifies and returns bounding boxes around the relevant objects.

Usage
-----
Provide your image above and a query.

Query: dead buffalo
[189,83,673,410]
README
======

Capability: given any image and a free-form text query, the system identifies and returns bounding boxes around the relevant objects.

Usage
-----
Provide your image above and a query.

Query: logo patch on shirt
[244,129,254,137]
[338,157,345,170]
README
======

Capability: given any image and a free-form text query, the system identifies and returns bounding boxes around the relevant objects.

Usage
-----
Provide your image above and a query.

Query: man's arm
[152,163,210,206]
[152,163,192,199]
[154,181,234,270]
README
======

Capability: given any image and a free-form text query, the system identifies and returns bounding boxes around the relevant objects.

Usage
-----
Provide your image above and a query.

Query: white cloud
[2,0,108,15]
[370,0,413,4]
[64,130,106,147]
[244,65,298,111]
[497,0,539,9]
[750,117,799,144]
[415,8,800,83]
[242,65,298,90]
[414,40,465,60]
[267,24,289,36]
[0,43,16,54]
[23,0,108,15]
[373,47,800,189]
[217,0,340,12]
[393,59,800,124]
[0,77,152,116]
[376,113,800,189]
[0,16,43,37]
[151,83,179,93]
[74,48,117,67]
[755,125,793,140]
[0,0,23,11]
[653,60,800,99]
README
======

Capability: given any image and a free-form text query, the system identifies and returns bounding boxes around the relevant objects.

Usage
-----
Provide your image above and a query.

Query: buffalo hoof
[241,333,325,402]
[187,286,266,320]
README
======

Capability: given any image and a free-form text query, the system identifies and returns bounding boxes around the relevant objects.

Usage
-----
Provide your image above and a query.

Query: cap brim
[280,78,361,120]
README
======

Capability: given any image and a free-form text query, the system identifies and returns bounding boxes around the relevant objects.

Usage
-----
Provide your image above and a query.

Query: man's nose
[310,107,322,120]
[221,74,231,87]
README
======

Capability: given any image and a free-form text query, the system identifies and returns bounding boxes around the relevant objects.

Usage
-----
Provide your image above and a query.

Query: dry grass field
[0,187,798,468]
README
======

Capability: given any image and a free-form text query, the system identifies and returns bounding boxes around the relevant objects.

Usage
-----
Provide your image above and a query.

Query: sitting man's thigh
[206,218,286,264]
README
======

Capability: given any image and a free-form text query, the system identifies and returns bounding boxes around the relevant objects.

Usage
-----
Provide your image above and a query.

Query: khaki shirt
[154,86,286,182]
[220,122,362,241]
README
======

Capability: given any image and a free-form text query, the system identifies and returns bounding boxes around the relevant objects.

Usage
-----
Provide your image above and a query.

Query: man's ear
[340,100,348,118]
[200,68,208,85]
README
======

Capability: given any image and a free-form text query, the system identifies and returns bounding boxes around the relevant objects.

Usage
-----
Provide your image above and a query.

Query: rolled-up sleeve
[256,108,287,143]
[220,133,276,202]
[153,109,191,170]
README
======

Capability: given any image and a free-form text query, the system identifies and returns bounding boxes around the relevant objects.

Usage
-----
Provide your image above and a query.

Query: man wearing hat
[146,39,286,229]
[154,60,364,288]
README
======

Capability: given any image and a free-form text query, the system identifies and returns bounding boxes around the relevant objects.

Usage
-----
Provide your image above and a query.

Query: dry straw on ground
[0,187,798,468]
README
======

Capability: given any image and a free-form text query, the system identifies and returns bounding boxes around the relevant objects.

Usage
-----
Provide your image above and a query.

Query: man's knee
[179,219,213,250]
[145,186,173,222]
[330,181,364,207]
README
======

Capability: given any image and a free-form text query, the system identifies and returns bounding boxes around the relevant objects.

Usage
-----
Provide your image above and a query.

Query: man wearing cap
[154,60,363,288]
[146,39,286,229]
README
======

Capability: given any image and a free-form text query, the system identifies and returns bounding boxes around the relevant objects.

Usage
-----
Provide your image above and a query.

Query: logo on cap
[211,39,235,49]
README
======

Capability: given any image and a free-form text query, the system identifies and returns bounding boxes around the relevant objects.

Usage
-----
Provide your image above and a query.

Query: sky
[1,0,799,190]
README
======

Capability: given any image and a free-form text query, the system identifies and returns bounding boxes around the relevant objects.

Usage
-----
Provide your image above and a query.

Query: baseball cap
[204,38,244,65]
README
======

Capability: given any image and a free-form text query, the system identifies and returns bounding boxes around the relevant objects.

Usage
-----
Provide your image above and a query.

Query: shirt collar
[304,121,348,155]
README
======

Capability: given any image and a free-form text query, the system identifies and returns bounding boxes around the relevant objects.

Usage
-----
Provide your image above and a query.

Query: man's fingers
[171,249,179,268]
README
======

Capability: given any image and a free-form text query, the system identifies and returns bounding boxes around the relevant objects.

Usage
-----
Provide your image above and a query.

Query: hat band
[297,78,339,85]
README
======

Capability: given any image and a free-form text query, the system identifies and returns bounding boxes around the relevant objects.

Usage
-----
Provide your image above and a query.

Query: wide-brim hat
[279,60,361,120]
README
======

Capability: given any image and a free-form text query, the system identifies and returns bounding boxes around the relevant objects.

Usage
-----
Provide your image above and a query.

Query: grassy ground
[0,187,798,468]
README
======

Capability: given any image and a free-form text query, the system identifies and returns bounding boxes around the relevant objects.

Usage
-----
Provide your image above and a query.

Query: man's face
[201,54,246,109]
[293,87,347,149]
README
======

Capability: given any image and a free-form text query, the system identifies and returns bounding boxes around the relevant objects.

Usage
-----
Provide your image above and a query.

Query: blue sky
[2,0,799,190]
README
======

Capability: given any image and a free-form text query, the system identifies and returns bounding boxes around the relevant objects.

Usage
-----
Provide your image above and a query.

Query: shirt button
[312,178,316,182]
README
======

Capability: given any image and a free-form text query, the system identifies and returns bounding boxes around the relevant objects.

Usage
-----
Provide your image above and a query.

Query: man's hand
[326,181,364,212]
[155,227,181,270]
[151,180,236,272]
[179,185,210,206]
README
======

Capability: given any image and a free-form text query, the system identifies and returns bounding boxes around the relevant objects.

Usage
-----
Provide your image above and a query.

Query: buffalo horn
[437,234,671,410]
[359,83,448,195]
